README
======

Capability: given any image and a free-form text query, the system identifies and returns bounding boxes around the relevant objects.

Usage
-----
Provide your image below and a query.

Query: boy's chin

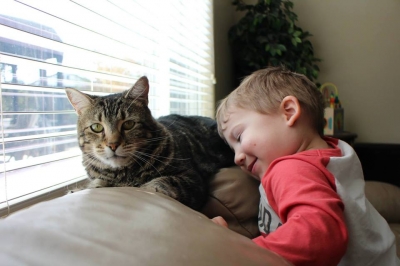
[241,167,261,181]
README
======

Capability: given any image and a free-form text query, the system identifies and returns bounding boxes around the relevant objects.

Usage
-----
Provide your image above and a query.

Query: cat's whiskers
[135,149,190,161]
[134,151,191,173]
[135,135,170,144]
[134,151,176,167]
[82,154,99,169]
[129,154,145,169]
[130,152,163,177]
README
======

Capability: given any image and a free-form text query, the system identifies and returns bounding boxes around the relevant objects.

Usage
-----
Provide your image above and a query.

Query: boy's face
[221,106,299,181]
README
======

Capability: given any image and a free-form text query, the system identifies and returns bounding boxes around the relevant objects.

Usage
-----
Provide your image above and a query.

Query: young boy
[212,67,399,266]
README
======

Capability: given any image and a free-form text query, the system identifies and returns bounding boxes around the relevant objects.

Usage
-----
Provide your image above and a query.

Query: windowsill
[0,174,87,218]
[0,152,88,217]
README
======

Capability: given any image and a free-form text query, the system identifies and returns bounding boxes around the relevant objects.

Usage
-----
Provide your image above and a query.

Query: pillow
[201,167,261,238]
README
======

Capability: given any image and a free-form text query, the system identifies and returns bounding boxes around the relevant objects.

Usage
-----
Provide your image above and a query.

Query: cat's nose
[107,142,120,152]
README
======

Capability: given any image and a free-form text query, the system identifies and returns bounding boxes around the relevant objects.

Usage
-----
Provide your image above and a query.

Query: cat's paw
[139,185,158,194]
[87,178,109,189]
[140,181,177,199]
[67,179,108,194]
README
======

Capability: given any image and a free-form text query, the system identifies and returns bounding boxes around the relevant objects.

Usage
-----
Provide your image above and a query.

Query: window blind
[0,0,215,216]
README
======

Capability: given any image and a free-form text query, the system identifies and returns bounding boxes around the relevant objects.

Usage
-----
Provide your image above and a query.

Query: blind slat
[0,0,214,215]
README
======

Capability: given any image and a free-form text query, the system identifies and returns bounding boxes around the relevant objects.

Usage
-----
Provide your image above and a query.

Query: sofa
[364,181,400,257]
[0,167,399,265]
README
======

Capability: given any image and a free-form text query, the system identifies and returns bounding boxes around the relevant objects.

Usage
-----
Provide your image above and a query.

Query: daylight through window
[0,0,215,216]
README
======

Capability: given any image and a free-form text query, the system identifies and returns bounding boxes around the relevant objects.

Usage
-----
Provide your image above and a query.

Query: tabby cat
[65,76,234,210]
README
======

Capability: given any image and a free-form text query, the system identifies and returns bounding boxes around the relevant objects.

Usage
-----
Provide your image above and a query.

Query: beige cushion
[365,181,400,258]
[365,181,400,223]
[0,187,291,266]
[201,167,260,238]
[389,224,400,258]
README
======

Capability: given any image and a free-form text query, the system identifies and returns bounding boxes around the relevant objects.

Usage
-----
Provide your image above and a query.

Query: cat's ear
[125,76,149,105]
[65,88,94,116]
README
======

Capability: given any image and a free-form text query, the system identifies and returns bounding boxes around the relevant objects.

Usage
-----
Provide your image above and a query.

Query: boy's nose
[234,152,245,166]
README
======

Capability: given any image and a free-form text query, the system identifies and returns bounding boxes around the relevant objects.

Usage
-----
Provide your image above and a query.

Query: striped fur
[65,77,234,210]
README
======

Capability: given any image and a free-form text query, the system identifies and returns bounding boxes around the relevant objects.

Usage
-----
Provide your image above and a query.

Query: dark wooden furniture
[326,131,358,146]
[353,143,400,187]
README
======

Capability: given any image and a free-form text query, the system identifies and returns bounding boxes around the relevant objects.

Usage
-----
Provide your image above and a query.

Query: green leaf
[278,44,287,52]
[253,19,258,26]
[293,31,302,37]
[229,0,321,82]
[312,69,319,79]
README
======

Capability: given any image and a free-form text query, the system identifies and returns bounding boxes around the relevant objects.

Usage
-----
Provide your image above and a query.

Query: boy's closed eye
[235,134,241,142]
[231,128,242,143]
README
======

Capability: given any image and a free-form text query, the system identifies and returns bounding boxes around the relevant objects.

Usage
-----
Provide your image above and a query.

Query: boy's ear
[280,96,301,126]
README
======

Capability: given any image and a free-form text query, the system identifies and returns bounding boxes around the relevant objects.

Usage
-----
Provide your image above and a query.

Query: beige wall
[213,0,400,144]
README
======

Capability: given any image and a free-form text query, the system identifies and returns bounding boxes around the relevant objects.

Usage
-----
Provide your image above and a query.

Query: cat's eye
[122,120,135,130]
[90,123,104,133]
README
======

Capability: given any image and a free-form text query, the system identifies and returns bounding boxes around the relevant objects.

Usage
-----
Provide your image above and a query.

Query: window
[0,0,215,216]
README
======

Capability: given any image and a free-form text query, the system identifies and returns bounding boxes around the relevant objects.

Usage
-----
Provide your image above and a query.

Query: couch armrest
[0,187,291,266]
[365,181,400,223]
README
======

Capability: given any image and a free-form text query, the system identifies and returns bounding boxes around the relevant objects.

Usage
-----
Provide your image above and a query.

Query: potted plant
[229,0,321,85]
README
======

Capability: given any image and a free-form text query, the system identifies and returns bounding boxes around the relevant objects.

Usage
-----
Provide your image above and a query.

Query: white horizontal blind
[0,0,215,216]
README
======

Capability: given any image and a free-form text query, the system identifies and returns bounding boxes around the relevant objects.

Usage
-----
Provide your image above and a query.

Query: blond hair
[216,66,325,137]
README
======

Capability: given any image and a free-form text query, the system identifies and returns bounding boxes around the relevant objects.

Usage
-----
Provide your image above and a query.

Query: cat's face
[66,76,158,169]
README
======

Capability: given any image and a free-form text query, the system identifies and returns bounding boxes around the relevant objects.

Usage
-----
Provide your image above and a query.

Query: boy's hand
[211,216,228,228]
